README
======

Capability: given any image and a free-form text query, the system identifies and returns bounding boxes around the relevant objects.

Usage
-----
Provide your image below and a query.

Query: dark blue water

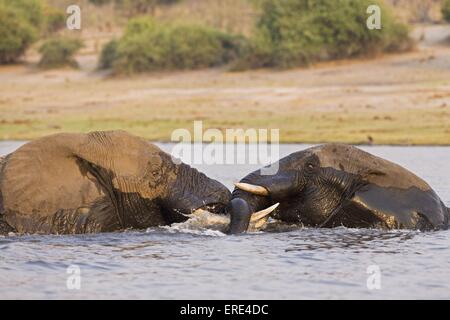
[1,142,449,299]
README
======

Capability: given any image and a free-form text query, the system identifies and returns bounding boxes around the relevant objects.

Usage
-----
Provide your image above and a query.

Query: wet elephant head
[228,144,450,233]
[165,156,279,232]
[71,132,234,228]
[157,154,232,220]
[227,148,313,234]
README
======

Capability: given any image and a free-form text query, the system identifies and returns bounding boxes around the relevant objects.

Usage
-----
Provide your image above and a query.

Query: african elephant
[0,130,236,235]
[228,144,450,233]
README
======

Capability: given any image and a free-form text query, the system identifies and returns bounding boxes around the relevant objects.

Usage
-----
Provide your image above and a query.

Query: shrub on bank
[101,18,246,73]
[99,39,119,69]
[1,0,45,30]
[116,0,181,15]
[38,38,84,69]
[43,5,66,35]
[0,2,38,63]
[0,0,66,64]
[88,0,113,5]
[443,0,450,22]
[235,0,413,69]
[98,0,414,73]
[88,0,180,16]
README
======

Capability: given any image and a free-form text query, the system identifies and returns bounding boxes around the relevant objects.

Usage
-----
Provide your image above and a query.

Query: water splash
[148,210,230,237]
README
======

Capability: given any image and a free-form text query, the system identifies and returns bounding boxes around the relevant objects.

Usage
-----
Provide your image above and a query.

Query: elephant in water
[0,131,275,235]
[228,144,450,234]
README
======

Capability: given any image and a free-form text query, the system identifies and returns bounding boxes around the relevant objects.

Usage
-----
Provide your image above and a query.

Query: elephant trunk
[227,169,303,234]
[228,188,271,234]
[164,163,231,218]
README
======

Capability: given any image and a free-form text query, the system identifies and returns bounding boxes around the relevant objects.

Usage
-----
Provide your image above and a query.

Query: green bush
[43,6,66,34]
[99,39,118,69]
[89,0,180,16]
[443,0,450,22]
[89,0,180,6]
[0,0,45,29]
[0,3,38,63]
[38,37,83,69]
[1,0,65,35]
[105,17,246,73]
[115,0,181,16]
[88,0,113,5]
[236,0,413,69]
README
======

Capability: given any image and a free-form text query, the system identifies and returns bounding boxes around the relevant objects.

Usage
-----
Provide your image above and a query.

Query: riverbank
[0,25,449,145]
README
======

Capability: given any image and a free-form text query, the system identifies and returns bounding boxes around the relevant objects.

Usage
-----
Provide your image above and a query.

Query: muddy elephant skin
[229,144,450,233]
[0,131,231,235]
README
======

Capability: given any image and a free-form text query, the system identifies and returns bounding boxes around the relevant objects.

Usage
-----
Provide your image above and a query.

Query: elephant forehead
[79,131,175,198]
[80,130,164,177]
[311,144,431,191]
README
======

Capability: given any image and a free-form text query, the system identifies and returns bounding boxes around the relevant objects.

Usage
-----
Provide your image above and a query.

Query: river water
[0,142,449,299]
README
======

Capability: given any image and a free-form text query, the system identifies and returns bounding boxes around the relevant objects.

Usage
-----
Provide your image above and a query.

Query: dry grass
[46,0,258,35]
[386,0,445,23]
[155,0,258,36]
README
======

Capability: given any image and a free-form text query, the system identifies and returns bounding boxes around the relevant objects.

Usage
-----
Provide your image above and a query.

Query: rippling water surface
[1,142,449,299]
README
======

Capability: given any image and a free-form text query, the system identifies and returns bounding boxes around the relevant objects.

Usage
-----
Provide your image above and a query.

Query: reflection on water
[0,142,450,299]
[283,228,419,253]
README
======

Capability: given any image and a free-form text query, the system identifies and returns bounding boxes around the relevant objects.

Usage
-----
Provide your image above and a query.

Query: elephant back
[312,144,432,192]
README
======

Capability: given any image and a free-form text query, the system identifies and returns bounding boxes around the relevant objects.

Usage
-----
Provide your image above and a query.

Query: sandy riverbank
[0,24,449,144]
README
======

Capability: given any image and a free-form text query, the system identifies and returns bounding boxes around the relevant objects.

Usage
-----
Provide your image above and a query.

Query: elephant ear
[1,133,106,226]
[73,131,176,199]
[1,131,175,227]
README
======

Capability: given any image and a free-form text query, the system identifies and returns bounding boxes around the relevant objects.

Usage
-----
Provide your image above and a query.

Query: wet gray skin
[0,131,231,235]
[228,144,450,234]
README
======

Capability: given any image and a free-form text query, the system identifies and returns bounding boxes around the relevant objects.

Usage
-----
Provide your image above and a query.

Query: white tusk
[234,182,269,196]
[253,218,268,230]
[250,203,279,222]
[181,208,209,218]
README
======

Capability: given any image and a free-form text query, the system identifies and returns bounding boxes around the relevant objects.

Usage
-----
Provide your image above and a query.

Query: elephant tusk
[250,203,279,222]
[234,182,269,196]
[253,217,268,229]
